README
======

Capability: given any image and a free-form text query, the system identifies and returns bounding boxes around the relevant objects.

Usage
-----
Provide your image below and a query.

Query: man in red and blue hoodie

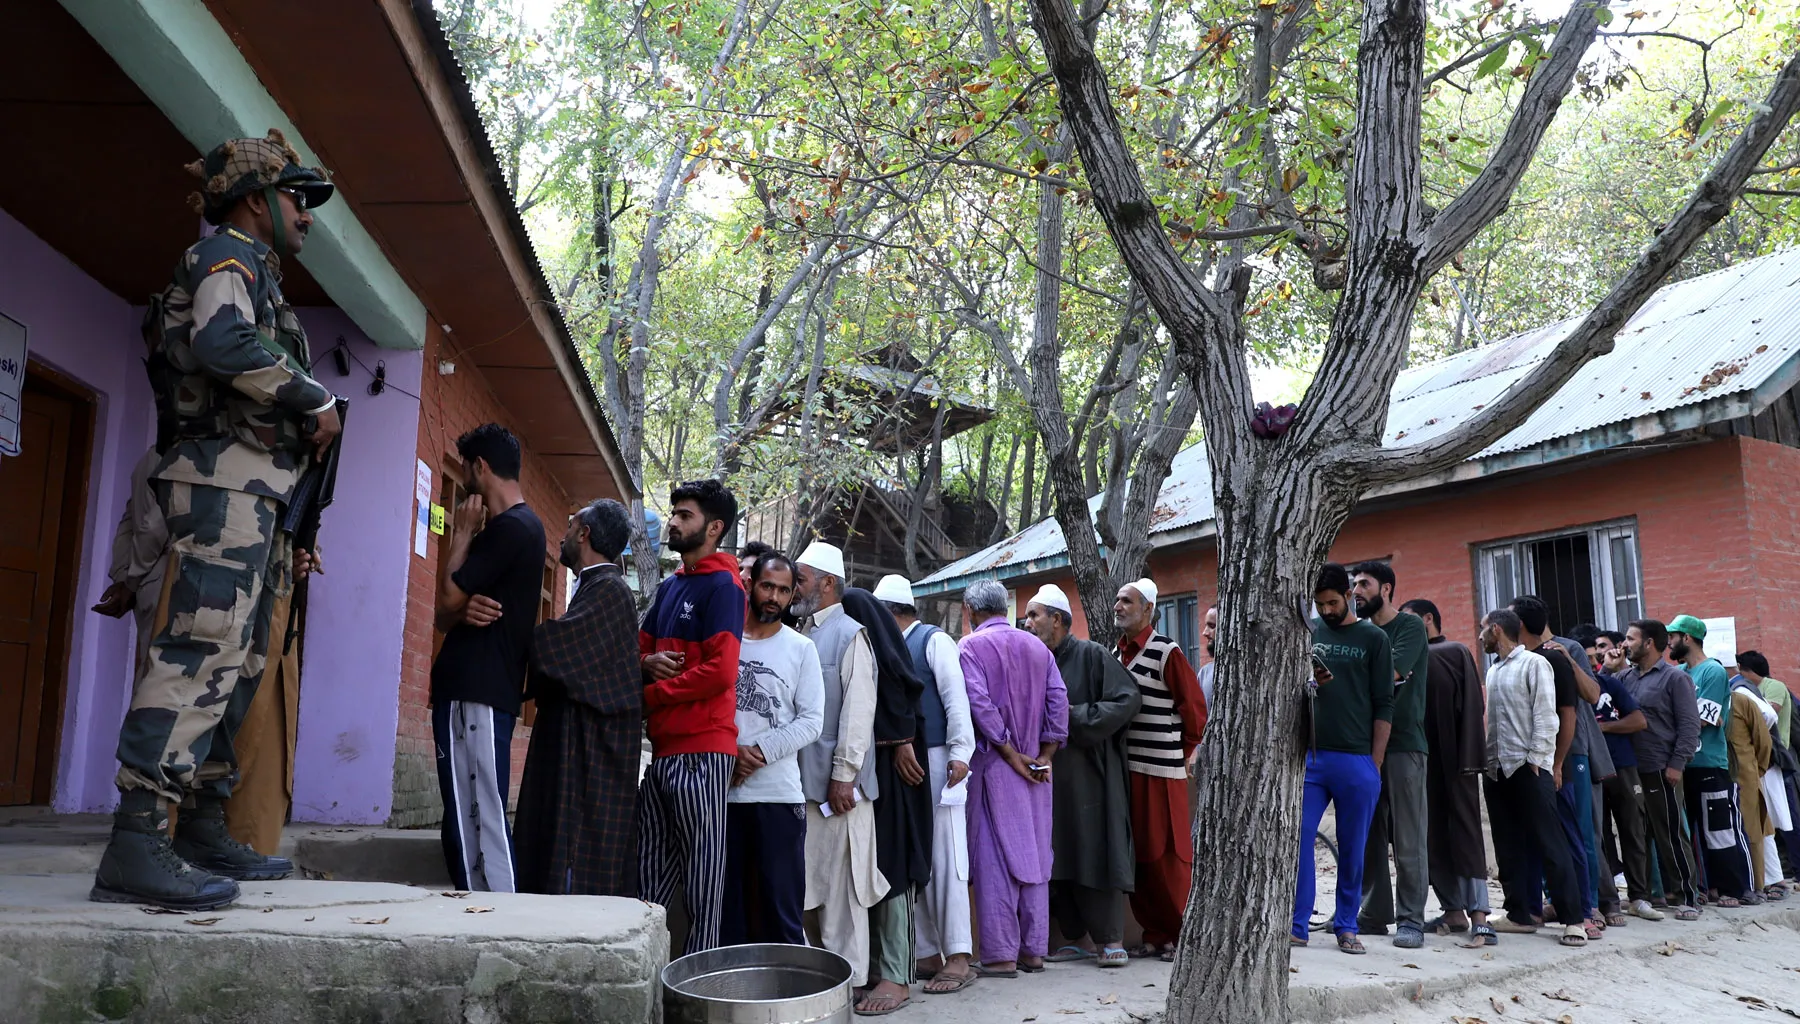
[639,478,745,954]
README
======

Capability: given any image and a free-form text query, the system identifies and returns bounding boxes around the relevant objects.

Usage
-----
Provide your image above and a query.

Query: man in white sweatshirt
[721,551,826,945]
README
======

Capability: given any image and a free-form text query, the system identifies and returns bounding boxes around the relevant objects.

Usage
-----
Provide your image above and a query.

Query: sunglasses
[276,186,311,210]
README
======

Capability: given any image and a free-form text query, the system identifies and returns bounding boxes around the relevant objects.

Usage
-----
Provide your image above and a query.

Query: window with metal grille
[1155,594,1201,668]
[1473,519,1643,635]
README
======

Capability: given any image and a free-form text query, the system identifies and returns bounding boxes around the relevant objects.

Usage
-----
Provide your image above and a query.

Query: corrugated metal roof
[918,248,1800,591]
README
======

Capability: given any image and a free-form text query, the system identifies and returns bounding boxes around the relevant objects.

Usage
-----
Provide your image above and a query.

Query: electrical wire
[315,338,422,402]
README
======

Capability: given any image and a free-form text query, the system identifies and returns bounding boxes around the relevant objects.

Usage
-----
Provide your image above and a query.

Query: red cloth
[1116,625,1209,752]
[638,550,745,756]
[1129,771,1192,946]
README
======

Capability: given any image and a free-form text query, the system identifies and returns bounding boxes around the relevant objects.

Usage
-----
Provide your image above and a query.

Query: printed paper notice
[0,312,28,457]
[414,460,432,558]
[1702,617,1738,667]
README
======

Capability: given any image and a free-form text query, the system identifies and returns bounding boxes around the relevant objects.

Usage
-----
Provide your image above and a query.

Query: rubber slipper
[1674,905,1700,921]
[1335,932,1366,955]
[1559,925,1587,947]
[972,963,1018,979]
[1715,896,1743,908]
[1289,935,1309,947]
[1097,948,1129,968]
[1018,960,1045,974]
[922,969,977,995]
[1046,945,1094,963]
[1582,920,1604,941]
[1471,923,1497,946]
[854,994,909,1016]
[1126,944,1161,959]
[1766,887,1789,902]
[1605,912,1629,927]
[1424,915,1469,934]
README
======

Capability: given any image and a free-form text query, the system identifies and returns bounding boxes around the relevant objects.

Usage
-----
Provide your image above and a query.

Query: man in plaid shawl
[514,499,643,896]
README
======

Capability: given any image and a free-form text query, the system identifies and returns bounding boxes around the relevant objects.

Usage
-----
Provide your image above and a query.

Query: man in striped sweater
[1113,578,1208,960]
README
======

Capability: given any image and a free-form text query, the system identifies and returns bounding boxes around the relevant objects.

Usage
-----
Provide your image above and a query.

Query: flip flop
[1097,948,1129,968]
[1126,944,1161,959]
[1471,923,1497,946]
[1604,912,1628,927]
[854,993,909,1016]
[972,963,1018,979]
[1046,946,1094,963]
[1559,925,1587,947]
[922,969,977,995]
[1674,905,1701,921]
[1335,932,1366,955]
[1018,960,1045,974]
[1424,915,1470,934]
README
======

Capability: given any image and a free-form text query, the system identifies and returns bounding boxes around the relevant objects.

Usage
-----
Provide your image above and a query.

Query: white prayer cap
[873,574,915,606]
[1030,584,1072,616]
[796,540,845,579]
[1126,578,1159,606]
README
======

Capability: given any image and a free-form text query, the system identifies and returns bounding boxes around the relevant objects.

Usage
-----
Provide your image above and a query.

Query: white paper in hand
[817,786,865,818]
[939,777,968,807]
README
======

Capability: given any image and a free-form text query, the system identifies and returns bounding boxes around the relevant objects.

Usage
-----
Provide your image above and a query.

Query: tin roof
[917,247,1800,594]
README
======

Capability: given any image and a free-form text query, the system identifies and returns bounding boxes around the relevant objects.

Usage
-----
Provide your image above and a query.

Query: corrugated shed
[919,248,1800,590]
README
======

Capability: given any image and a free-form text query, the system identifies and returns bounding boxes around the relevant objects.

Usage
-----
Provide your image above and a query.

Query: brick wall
[1001,438,1800,685]
[389,322,574,828]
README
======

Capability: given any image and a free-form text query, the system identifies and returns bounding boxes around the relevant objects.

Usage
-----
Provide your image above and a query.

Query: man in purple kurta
[958,580,1070,976]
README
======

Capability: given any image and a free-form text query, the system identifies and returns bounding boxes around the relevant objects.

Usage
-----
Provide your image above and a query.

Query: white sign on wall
[0,312,27,457]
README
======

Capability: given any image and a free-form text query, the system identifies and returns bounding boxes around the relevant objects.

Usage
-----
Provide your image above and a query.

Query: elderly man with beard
[961,579,1069,978]
[722,552,825,945]
[1024,585,1140,969]
[1196,606,1218,709]
[514,499,644,897]
[1349,562,1431,948]
[1113,578,1207,960]
[791,543,887,1006]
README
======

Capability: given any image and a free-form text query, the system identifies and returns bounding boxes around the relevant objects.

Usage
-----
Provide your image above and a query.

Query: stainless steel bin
[661,943,853,1024]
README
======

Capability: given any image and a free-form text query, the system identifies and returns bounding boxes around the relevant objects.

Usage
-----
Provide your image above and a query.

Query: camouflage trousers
[115,481,292,805]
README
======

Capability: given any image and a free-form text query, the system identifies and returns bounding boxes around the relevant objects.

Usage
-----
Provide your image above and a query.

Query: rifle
[282,397,349,654]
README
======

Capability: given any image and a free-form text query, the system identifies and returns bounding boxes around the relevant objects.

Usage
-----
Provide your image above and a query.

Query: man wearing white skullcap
[874,575,977,993]
[790,542,886,996]
[1112,577,1207,960]
[1023,584,1141,968]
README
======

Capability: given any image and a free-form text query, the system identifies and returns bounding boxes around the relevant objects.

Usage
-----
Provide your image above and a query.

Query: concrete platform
[0,874,666,1023]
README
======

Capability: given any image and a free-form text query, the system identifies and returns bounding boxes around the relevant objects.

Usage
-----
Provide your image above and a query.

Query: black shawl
[841,587,933,899]
[514,564,642,896]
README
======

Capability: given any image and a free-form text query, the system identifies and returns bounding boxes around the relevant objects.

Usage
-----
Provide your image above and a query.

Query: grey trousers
[1050,881,1125,947]
[1361,750,1429,930]
[1431,874,1490,915]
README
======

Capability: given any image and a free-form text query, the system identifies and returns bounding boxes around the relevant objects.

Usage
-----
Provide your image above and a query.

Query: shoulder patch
[206,256,255,282]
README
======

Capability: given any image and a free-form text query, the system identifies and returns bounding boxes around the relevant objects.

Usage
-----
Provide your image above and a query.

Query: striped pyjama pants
[638,752,734,955]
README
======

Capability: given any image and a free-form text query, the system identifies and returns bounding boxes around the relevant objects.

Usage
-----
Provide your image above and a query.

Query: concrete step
[0,874,665,1023]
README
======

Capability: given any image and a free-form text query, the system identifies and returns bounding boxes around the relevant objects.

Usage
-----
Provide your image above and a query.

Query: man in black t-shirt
[430,423,546,892]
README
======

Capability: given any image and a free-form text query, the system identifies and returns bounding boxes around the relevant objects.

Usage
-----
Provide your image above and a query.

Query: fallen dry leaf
[441,890,471,899]
[1289,966,1299,973]
[1544,989,1577,1002]
[304,916,315,922]
[261,907,275,914]
[1099,995,1118,1005]
[186,917,222,926]
[350,916,390,925]
[140,906,187,915]
[1401,962,1420,969]
[1021,1018,1037,1022]
[465,906,495,914]
[1558,1015,1574,1024]
[1491,996,1509,1015]
[1481,952,1495,961]
[1657,940,1681,956]
[1056,1011,1084,1016]
[1450,1017,1490,1024]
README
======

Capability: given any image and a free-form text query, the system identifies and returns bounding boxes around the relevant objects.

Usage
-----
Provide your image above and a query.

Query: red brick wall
[1004,438,1794,685]
[390,322,573,827]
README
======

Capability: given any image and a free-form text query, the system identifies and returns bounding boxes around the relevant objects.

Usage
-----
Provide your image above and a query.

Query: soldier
[91,129,341,911]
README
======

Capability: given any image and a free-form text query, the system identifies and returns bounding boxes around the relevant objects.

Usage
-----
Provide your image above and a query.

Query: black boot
[91,790,240,910]
[172,796,294,881]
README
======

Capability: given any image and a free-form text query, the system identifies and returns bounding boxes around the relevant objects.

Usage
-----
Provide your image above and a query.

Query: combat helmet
[185,128,333,233]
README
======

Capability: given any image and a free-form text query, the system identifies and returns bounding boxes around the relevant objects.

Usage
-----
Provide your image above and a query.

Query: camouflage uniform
[119,138,335,807]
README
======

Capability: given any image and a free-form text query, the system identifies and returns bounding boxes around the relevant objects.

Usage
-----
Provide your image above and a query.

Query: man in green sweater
[1292,563,1394,955]
[1669,615,1757,904]
[1351,562,1431,948]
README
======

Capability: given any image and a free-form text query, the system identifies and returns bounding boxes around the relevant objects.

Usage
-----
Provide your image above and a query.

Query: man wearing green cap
[1669,614,1758,905]
[92,130,341,911]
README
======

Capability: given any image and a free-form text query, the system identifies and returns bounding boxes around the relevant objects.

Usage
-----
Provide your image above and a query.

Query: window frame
[1470,517,1645,634]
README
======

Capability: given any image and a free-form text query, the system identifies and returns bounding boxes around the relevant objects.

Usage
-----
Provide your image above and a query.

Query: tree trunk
[1017,430,1036,536]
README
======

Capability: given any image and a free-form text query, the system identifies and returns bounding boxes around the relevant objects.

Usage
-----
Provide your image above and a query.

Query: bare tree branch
[1365,48,1800,483]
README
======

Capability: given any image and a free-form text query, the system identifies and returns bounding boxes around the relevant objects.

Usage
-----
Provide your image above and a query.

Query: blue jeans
[1294,750,1382,939]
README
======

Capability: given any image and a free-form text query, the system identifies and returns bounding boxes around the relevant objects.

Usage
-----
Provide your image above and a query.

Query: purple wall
[0,207,154,813]
[0,208,421,821]
[289,310,419,824]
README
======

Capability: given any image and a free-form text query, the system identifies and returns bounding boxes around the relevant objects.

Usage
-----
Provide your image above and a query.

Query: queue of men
[1295,560,1800,956]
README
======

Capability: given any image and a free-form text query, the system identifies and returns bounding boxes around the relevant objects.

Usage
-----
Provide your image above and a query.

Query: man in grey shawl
[1024,584,1142,968]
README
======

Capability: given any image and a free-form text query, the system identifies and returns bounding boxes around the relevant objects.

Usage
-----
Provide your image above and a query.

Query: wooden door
[0,380,75,804]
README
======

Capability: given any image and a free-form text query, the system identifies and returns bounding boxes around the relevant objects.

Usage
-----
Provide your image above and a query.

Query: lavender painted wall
[0,207,154,813]
[289,309,419,824]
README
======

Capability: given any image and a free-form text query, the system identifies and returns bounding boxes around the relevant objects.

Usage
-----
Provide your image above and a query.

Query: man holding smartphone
[958,579,1069,978]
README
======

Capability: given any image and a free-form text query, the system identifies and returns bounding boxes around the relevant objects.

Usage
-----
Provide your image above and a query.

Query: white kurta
[914,744,972,958]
